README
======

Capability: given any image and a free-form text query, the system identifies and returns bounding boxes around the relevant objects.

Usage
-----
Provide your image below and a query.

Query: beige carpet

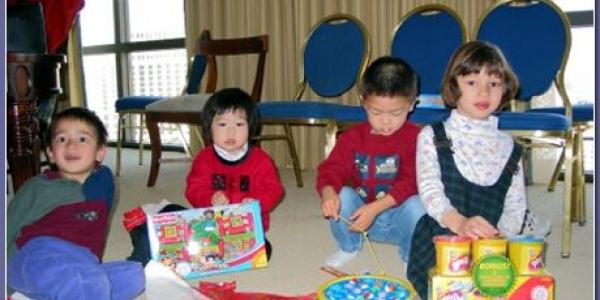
[95,148,593,299]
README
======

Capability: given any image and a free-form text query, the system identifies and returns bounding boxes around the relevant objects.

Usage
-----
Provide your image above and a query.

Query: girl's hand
[211,191,229,206]
[455,215,498,240]
[348,203,377,232]
[241,198,254,203]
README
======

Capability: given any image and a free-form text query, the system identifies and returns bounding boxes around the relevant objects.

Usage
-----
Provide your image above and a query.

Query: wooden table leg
[145,113,162,187]
[7,53,64,192]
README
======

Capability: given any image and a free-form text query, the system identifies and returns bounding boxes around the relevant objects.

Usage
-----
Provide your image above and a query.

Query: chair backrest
[198,30,269,102]
[184,54,208,95]
[473,0,571,102]
[390,4,466,96]
[298,13,371,100]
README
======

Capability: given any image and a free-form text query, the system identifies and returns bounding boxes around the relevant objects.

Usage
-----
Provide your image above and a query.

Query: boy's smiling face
[363,94,414,136]
[47,119,106,183]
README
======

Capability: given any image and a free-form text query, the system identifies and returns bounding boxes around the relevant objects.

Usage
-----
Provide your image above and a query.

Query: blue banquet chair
[474,0,584,257]
[114,54,207,176]
[335,5,466,134]
[257,14,371,188]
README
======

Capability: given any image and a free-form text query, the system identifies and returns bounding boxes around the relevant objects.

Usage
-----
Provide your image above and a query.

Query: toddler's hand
[456,216,498,240]
[211,191,229,206]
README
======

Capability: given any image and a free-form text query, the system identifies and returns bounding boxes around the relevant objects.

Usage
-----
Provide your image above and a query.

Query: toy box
[429,270,554,300]
[147,201,268,280]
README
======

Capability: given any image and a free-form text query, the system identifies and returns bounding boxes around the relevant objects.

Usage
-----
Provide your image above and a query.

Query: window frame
[81,0,185,100]
[80,0,186,149]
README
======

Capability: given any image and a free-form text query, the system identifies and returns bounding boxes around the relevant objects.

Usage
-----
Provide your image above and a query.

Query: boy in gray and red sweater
[7,108,144,300]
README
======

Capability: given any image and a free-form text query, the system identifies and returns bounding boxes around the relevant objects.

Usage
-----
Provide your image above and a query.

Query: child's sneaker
[519,209,551,237]
[325,249,359,268]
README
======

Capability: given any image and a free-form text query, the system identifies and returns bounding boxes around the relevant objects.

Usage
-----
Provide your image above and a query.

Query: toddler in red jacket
[185,88,284,260]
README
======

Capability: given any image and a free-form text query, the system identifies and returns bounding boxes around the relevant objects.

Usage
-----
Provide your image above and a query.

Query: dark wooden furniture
[144,30,269,187]
[7,52,66,191]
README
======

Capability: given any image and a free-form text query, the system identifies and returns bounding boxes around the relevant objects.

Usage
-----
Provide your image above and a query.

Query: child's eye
[54,135,67,144]
[216,122,227,127]
[489,81,502,87]
[78,136,90,143]
[466,80,476,86]
[236,122,247,127]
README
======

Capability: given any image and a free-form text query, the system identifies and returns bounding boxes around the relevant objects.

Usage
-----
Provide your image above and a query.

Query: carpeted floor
[23,147,595,299]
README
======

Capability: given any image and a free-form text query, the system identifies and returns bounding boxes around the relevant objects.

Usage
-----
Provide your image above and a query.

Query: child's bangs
[456,50,506,79]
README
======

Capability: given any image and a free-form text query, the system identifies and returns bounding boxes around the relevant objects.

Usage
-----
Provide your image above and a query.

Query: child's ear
[409,101,416,112]
[95,145,108,162]
[46,147,55,163]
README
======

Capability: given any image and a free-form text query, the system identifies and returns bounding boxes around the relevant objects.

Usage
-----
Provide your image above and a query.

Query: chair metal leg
[115,112,123,177]
[138,113,144,165]
[560,130,575,258]
[574,128,586,226]
[547,148,564,192]
[324,121,338,158]
[283,123,303,188]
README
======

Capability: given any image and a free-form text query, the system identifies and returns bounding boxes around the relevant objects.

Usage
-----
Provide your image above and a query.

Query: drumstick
[339,216,386,275]
[320,266,350,277]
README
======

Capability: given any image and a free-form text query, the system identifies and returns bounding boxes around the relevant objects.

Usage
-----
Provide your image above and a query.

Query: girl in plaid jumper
[408,41,545,298]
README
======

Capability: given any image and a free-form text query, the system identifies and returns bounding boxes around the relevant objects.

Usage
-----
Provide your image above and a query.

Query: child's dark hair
[441,41,519,108]
[201,88,259,143]
[46,107,108,147]
[360,56,418,102]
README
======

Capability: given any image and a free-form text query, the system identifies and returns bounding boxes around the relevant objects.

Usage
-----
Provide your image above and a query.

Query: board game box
[147,201,268,280]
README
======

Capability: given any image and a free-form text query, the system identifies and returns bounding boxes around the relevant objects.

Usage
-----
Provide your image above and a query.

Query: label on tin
[472,255,516,297]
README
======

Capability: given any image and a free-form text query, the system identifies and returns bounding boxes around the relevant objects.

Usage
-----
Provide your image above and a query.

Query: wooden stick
[339,216,386,275]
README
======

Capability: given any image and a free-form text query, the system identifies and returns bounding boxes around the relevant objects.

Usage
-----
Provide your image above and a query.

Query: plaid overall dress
[407,122,523,299]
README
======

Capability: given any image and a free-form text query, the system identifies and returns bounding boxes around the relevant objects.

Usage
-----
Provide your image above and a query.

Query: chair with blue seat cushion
[257,13,371,188]
[474,0,583,257]
[333,6,463,139]
[527,105,593,193]
[114,54,207,176]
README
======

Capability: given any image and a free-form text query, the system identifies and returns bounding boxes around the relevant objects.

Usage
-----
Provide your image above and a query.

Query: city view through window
[80,0,187,145]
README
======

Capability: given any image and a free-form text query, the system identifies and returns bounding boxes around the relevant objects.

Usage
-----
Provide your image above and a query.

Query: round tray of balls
[317,275,416,300]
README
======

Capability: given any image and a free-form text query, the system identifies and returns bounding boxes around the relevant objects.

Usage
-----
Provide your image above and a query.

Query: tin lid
[509,235,544,243]
[433,234,470,243]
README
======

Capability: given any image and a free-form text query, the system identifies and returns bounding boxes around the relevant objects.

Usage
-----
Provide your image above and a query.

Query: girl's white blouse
[416,110,527,235]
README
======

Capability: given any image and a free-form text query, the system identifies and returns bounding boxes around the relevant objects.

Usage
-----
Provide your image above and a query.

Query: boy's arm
[316,130,357,198]
[185,151,216,207]
[82,166,115,210]
[7,181,37,260]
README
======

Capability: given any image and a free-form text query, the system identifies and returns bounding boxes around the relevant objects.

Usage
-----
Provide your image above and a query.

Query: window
[79,0,187,145]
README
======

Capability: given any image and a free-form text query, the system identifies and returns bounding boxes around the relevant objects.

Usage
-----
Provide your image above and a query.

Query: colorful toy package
[147,201,268,280]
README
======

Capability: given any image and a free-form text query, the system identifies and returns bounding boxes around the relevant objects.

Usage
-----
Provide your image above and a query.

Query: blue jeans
[329,187,425,262]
